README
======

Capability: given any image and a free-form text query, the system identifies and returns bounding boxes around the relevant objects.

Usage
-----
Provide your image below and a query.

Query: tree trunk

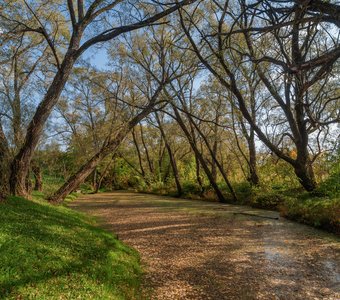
[247,128,259,185]
[10,54,76,197]
[155,113,182,196]
[195,157,204,194]
[294,158,317,191]
[0,123,10,200]
[189,123,204,194]
[211,118,219,182]
[13,57,23,149]
[32,165,43,192]
[49,86,163,203]
[172,106,226,203]
[132,128,146,178]
[91,168,98,191]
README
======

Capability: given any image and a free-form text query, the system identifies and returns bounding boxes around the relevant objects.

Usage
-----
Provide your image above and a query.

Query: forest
[0,0,339,299]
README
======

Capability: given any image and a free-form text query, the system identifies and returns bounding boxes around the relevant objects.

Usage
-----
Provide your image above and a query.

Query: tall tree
[179,0,340,191]
[1,0,196,197]
[49,21,193,202]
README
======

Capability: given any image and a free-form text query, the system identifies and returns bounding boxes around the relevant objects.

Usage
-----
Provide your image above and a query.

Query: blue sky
[83,47,109,70]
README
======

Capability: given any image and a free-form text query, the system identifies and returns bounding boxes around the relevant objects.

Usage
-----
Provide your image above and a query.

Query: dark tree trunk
[13,58,23,149]
[189,123,204,194]
[155,113,182,196]
[211,114,220,182]
[0,123,10,200]
[49,86,163,203]
[158,138,165,182]
[25,172,33,195]
[173,106,226,203]
[247,128,259,185]
[91,168,98,191]
[294,156,316,191]
[132,128,146,178]
[195,157,204,194]
[32,165,43,192]
[10,54,76,197]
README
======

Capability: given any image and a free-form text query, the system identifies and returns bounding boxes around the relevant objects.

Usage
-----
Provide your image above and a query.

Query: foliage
[232,182,253,203]
[281,196,340,235]
[315,159,340,198]
[181,182,204,198]
[0,196,142,299]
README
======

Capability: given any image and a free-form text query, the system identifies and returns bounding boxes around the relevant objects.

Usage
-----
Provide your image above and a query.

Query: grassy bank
[0,196,142,299]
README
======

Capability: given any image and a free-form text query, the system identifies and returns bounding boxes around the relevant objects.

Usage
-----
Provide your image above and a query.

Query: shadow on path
[70,191,340,300]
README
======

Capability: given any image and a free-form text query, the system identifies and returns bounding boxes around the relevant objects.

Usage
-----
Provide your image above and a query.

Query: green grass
[0,196,143,299]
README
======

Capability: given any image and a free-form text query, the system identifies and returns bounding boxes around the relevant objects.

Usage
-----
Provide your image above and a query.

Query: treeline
[0,0,339,215]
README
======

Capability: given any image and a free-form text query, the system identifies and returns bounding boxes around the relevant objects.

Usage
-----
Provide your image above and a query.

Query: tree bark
[10,54,77,197]
[94,154,116,193]
[189,121,204,194]
[132,127,146,178]
[0,123,10,200]
[13,57,23,149]
[247,128,259,185]
[294,154,317,191]
[32,165,43,192]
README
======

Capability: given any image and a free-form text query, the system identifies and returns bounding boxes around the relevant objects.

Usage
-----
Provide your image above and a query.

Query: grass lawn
[0,196,143,299]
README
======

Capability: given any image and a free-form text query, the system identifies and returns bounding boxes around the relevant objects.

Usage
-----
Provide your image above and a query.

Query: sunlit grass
[0,196,142,299]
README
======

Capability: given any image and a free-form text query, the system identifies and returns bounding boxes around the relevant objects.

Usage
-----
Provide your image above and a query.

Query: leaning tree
[0,0,196,198]
[179,0,340,191]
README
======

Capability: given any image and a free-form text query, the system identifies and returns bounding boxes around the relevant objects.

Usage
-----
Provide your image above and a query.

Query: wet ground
[69,192,340,299]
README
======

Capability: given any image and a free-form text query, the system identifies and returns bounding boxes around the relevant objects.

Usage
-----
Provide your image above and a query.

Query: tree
[179,0,340,191]
[0,0,196,197]
[49,21,193,202]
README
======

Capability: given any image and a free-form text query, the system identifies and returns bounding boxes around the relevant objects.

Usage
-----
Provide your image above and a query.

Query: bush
[232,182,252,203]
[281,197,340,235]
[316,164,340,198]
[182,182,203,197]
[249,192,285,210]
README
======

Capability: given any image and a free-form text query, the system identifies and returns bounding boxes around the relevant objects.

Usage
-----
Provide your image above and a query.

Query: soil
[69,191,340,300]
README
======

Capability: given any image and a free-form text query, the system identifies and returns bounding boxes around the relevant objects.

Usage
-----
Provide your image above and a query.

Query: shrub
[316,164,340,198]
[182,182,203,196]
[281,197,340,235]
[250,192,285,210]
[232,182,252,203]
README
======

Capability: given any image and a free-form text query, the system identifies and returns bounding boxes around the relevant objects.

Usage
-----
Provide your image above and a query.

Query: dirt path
[69,192,340,300]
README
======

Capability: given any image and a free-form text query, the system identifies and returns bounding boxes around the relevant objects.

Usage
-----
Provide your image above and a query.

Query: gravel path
[69,192,340,300]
